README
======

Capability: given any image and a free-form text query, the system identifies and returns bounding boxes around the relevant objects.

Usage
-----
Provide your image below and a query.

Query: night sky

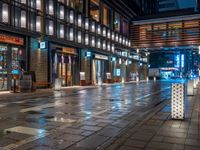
[177,0,196,8]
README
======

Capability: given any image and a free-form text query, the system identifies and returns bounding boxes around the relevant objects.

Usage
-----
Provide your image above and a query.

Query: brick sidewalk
[106,87,200,150]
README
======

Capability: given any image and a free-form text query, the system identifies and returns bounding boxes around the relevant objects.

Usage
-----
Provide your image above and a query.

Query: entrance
[0,45,24,91]
[53,52,76,87]
[92,59,106,85]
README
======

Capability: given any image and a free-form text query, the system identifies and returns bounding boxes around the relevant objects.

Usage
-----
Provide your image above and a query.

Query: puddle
[27,111,43,115]
[44,115,54,119]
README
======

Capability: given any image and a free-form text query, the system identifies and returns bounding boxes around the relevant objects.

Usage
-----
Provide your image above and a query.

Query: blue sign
[40,42,46,49]
[86,51,91,57]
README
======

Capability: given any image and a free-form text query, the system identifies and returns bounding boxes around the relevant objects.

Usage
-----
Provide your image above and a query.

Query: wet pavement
[0,80,185,150]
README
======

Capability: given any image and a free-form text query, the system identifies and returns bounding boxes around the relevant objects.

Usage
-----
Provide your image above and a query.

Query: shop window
[1,3,9,23]
[21,10,26,28]
[36,16,41,32]
[90,0,99,22]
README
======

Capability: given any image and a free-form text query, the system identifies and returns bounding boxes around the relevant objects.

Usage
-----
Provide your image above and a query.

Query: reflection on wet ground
[0,81,177,149]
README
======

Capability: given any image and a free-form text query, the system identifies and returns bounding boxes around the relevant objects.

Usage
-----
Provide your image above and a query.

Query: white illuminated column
[137,49,140,53]
[85,34,89,45]
[78,31,82,43]
[21,11,26,28]
[171,83,185,120]
[146,77,149,82]
[36,16,41,32]
[60,24,64,38]
[2,4,8,23]
[78,15,82,27]
[60,6,64,19]
[69,10,74,23]
[126,39,128,46]
[128,41,131,47]
[97,39,101,49]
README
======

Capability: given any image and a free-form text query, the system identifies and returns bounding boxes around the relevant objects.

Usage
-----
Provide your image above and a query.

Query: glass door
[0,45,8,91]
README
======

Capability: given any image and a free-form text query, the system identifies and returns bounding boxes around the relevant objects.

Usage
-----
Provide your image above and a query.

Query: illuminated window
[103,4,110,27]
[47,0,54,15]
[78,31,82,43]
[2,3,9,23]
[90,0,99,22]
[114,12,120,32]
[69,10,74,24]
[21,11,26,28]
[59,24,64,38]
[69,28,74,41]
[36,16,41,32]
[46,20,54,35]
[36,0,41,10]
[59,5,64,20]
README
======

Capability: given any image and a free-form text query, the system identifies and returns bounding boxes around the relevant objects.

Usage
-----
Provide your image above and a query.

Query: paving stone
[131,132,154,141]
[124,139,147,148]
[171,144,184,150]
[80,126,102,131]
[119,145,142,150]
[163,137,185,144]
[185,139,200,147]
[75,134,109,149]
[98,126,121,137]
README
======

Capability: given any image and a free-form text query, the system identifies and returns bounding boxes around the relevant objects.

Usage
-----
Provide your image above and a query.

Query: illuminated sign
[181,54,184,68]
[95,54,108,60]
[116,69,121,76]
[40,42,46,49]
[0,34,24,45]
[62,47,77,55]
[86,51,91,57]
[112,57,116,61]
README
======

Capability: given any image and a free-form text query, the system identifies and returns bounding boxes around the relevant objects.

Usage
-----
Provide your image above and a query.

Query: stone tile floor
[0,80,198,150]
[106,86,200,150]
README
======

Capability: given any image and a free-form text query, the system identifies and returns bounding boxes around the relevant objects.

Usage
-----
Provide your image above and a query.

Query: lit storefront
[0,34,25,91]
[51,45,79,87]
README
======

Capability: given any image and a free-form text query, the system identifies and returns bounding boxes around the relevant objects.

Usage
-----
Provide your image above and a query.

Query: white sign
[40,42,46,49]
[80,72,85,80]
[95,54,108,60]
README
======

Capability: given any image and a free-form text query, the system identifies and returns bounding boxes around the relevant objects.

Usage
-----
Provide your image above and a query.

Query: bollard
[171,83,185,120]
[187,80,194,96]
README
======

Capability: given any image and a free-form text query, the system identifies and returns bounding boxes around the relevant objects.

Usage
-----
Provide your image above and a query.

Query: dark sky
[177,0,196,8]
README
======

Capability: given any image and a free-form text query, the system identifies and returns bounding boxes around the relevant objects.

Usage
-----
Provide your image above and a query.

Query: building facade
[0,0,144,91]
[159,0,179,12]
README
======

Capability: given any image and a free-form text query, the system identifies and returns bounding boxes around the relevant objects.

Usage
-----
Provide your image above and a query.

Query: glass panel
[90,0,99,22]
[21,10,26,28]
[2,3,9,23]
[0,45,8,91]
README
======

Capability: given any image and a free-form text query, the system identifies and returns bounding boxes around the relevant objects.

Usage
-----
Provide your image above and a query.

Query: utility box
[171,83,185,120]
